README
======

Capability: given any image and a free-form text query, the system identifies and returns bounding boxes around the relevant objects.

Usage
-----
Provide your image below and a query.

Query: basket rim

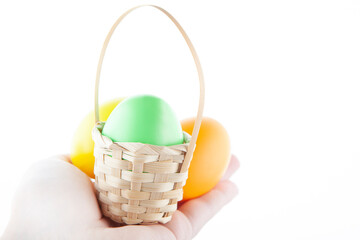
[93,122,191,148]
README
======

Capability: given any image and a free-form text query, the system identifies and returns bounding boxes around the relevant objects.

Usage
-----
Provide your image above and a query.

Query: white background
[1,0,360,239]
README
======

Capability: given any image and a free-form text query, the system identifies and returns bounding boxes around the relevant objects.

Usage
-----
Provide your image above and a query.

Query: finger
[164,210,193,240]
[221,155,240,180]
[172,180,238,238]
[95,225,176,240]
[177,154,239,208]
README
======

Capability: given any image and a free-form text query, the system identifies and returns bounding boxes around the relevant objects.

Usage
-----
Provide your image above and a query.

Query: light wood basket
[92,5,205,225]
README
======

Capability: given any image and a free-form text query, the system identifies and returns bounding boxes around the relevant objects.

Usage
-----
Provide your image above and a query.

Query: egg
[71,98,125,178]
[181,117,231,200]
[102,95,183,146]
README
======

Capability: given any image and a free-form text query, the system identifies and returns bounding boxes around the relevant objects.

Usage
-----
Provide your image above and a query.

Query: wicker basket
[92,5,205,225]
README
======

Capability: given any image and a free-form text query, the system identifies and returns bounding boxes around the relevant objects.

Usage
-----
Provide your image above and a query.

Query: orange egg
[181,117,231,200]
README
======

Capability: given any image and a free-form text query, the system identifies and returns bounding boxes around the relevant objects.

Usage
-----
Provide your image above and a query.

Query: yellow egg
[181,117,231,200]
[71,98,125,178]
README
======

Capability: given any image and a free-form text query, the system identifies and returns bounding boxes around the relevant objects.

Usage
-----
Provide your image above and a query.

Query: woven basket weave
[93,123,192,224]
[92,5,205,225]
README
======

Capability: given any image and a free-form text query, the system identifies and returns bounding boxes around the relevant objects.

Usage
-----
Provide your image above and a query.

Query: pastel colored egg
[181,117,231,200]
[71,98,125,178]
[102,95,183,146]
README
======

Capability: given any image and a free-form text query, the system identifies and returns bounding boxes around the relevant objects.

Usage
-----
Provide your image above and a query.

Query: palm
[3,155,238,240]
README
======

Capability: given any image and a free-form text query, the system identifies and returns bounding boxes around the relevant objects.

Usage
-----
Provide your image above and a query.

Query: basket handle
[94,5,205,173]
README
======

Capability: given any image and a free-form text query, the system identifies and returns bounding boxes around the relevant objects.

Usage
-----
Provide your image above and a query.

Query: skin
[2,155,240,240]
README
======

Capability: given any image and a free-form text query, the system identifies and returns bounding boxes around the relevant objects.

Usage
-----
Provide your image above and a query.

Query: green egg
[102,95,184,146]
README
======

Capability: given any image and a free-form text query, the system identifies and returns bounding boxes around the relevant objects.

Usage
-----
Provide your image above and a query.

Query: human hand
[2,155,239,240]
